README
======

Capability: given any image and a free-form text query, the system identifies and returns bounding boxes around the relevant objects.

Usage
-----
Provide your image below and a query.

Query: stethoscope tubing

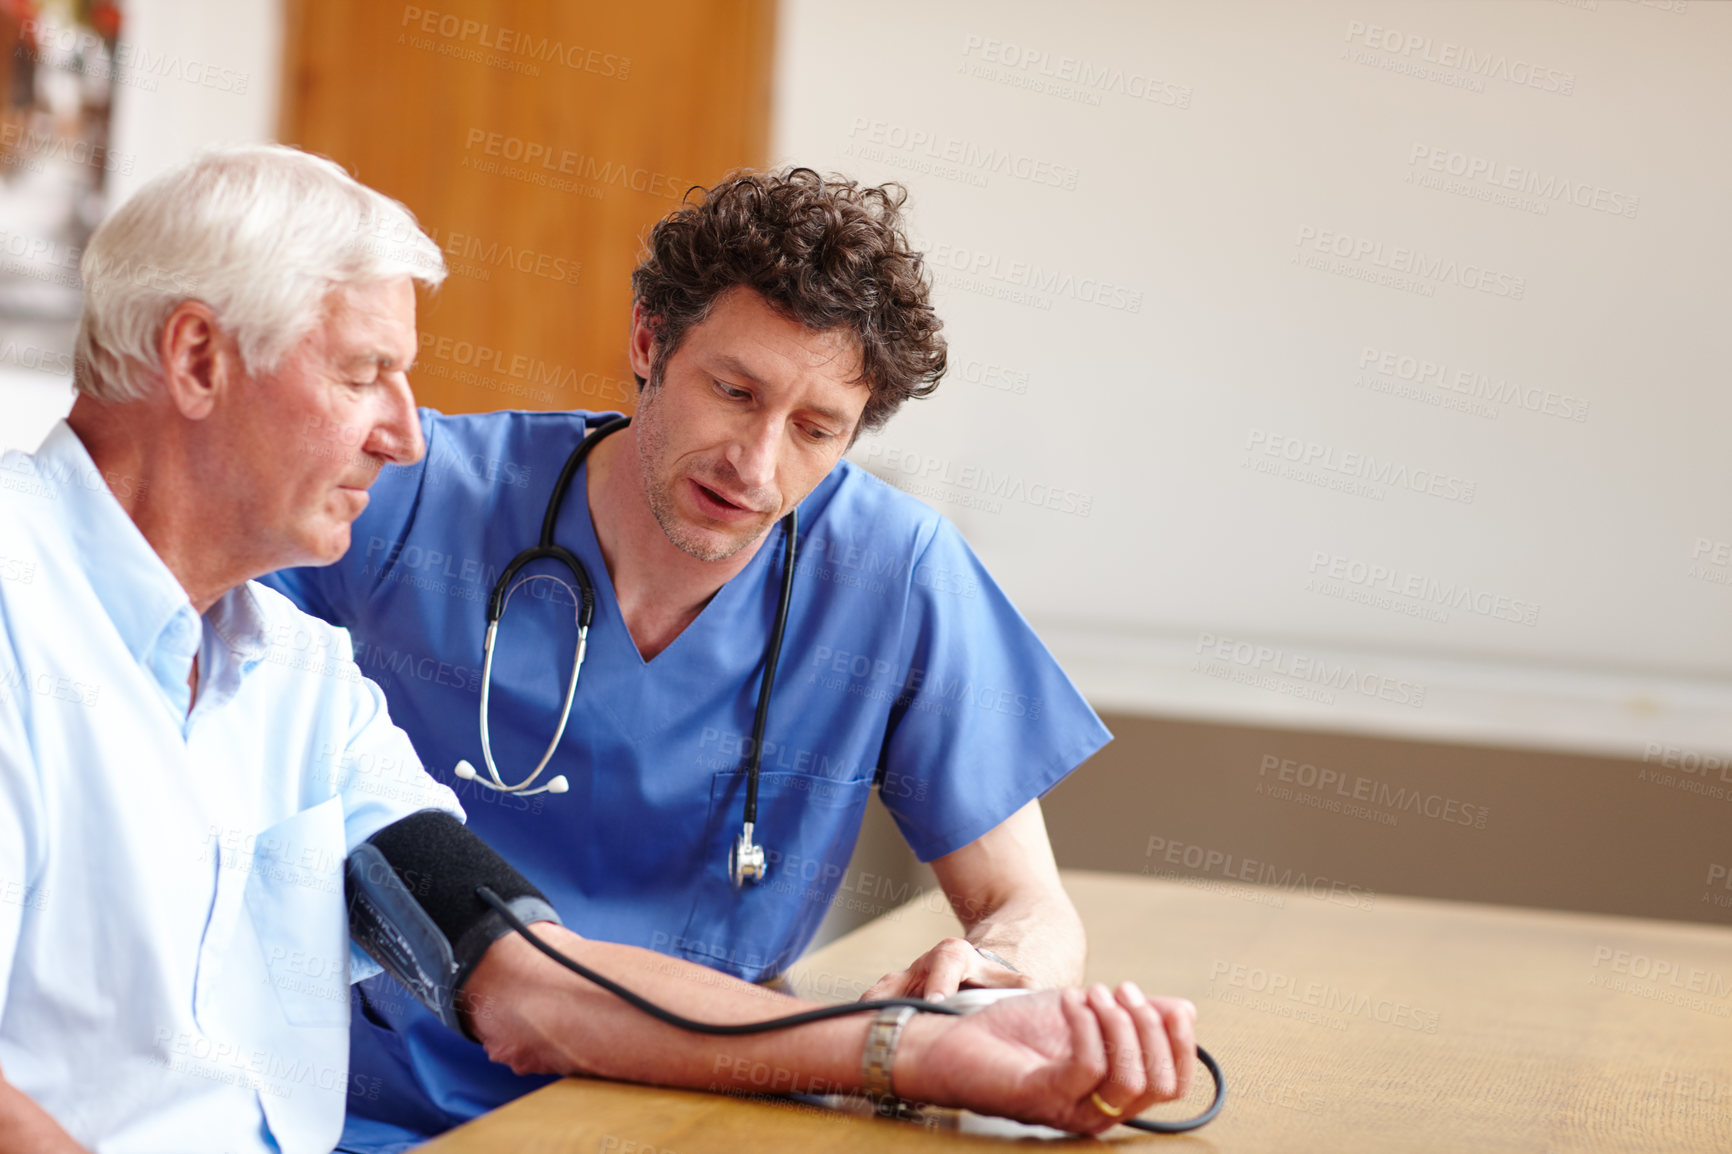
[742,503,798,830]
[467,417,616,797]
[467,415,798,854]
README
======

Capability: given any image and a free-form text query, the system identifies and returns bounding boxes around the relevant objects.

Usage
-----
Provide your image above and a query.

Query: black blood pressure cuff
[345,809,561,1040]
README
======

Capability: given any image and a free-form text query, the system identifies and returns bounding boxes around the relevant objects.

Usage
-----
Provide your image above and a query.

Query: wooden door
[281,0,775,414]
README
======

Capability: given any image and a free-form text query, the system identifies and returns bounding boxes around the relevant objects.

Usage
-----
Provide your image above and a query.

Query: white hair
[74,144,446,402]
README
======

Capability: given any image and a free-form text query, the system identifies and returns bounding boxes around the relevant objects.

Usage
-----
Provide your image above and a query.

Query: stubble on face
[634,369,777,563]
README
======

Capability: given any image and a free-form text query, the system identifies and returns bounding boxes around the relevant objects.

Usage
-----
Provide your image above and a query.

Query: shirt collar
[38,420,190,670]
[35,420,269,677]
[207,581,270,668]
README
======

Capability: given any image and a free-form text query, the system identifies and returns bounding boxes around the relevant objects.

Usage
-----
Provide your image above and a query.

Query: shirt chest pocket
[242,796,352,1028]
[676,769,877,982]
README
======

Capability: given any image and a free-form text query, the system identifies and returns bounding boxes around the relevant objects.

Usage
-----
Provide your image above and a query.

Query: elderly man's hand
[894,983,1198,1135]
[861,937,1037,1002]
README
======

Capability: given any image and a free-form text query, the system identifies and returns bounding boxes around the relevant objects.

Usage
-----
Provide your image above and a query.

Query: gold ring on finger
[1089,1092,1124,1118]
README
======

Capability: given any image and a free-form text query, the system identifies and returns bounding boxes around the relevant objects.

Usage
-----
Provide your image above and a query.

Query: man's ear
[157,300,239,420]
[627,301,658,385]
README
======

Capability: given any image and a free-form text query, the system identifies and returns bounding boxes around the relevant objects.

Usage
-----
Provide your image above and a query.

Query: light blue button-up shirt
[0,422,463,1153]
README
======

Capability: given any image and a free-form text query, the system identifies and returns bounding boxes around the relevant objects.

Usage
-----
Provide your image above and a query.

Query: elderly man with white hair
[0,145,1196,1153]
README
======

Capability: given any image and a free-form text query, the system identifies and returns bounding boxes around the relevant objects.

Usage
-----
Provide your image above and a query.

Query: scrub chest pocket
[675,768,877,982]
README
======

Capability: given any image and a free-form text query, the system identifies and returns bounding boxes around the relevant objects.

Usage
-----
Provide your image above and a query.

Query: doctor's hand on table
[462,922,1196,1135]
[862,800,1088,1001]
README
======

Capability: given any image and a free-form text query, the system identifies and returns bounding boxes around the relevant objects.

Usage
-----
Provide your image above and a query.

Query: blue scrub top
[265,408,1110,1148]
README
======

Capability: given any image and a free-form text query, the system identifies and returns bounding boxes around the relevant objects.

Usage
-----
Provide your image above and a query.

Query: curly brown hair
[630,168,946,433]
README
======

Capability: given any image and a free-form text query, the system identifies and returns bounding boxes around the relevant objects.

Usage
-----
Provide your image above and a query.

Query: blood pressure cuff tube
[345,809,561,1040]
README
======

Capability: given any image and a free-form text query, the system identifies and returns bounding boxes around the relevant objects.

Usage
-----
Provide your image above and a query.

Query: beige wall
[773,0,1732,765]
[770,0,1732,954]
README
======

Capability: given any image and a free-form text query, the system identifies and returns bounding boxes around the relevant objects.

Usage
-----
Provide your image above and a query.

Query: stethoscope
[451,416,1229,1133]
[453,415,799,887]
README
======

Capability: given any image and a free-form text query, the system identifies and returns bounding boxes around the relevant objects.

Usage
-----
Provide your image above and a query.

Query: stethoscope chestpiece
[729,822,768,887]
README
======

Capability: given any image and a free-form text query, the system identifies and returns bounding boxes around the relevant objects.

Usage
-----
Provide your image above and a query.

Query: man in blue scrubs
[266,169,1114,1149]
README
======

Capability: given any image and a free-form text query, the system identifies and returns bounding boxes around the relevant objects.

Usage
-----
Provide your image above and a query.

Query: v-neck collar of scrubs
[572,457,782,671]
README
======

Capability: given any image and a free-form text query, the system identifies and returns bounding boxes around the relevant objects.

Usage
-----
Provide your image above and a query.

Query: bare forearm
[463,934,1201,1133]
[0,1077,85,1154]
[963,886,1087,987]
[465,928,879,1096]
[933,802,1086,986]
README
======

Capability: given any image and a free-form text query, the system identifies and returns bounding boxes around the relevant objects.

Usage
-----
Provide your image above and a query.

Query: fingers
[1085,982,1149,1123]
[1055,987,1110,1108]
[895,938,1026,1001]
[1147,992,1198,1101]
[963,983,1198,1136]
[920,937,985,1000]
[1111,986,1197,1123]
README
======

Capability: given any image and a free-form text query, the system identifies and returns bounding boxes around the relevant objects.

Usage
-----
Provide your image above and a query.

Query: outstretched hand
[896,983,1197,1135]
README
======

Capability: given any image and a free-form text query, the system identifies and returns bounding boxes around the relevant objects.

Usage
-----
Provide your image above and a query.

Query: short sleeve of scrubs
[869,517,1111,861]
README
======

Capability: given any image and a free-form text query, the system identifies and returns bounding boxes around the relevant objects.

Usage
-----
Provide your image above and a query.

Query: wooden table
[424,870,1732,1152]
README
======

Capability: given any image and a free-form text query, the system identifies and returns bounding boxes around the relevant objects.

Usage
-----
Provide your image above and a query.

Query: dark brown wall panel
[811,713,1729,950]
[1048,714,1729,929]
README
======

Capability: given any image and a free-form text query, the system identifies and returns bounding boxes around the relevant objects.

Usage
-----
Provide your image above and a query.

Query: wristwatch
[861,1004,917,1106]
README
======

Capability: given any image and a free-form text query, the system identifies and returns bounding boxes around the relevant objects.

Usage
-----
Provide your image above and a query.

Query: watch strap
[861,1004,917,1101]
